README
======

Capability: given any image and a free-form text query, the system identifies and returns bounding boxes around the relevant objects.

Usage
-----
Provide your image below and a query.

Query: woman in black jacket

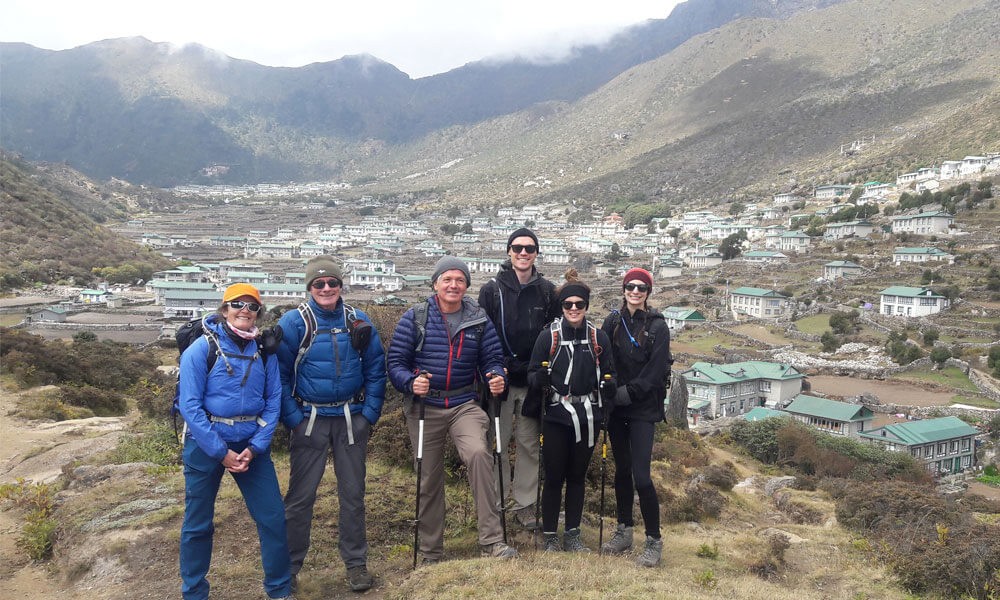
[526,271,615,552]
[600,268,672,567]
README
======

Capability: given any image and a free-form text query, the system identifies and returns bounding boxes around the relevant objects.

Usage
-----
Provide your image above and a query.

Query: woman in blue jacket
[177,283,291,600]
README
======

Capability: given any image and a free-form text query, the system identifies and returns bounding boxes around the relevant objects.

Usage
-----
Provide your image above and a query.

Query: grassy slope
[16,409,918,600]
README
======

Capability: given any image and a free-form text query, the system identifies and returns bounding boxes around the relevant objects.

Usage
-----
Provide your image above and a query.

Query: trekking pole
[598,373,611,555]
[487,371,507,543]
[535,360,550,551]
[412,371,429,570]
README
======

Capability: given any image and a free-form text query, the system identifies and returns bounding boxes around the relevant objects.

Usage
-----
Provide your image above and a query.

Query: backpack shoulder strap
[413,303,430,353]
[588,320,602,386]
[292,303,318,397]
[548,319,561,362]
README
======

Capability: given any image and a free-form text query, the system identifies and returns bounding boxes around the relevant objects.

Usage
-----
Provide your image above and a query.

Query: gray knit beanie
[431,256,471,285]
[304,255,343,289]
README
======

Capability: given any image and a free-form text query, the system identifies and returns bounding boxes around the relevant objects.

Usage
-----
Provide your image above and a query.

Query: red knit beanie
[623,268,653,290]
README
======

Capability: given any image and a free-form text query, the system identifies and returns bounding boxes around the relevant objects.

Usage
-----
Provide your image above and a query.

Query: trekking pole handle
[416,371,430,460]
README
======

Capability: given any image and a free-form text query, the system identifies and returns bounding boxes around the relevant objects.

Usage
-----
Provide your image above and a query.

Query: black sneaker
[347,565,373,592]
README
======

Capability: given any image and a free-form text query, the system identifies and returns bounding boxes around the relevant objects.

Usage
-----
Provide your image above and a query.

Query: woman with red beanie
[599,268,672,567]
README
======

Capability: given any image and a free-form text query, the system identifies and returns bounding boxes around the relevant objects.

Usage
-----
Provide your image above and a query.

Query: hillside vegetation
[0,154,170,290]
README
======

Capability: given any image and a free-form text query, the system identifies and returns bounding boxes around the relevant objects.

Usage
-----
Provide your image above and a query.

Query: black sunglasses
[624,283,650,293]
[561,300,587,310]
[311,278,342,290]
[228,300,262,313]
[510,244,538,254]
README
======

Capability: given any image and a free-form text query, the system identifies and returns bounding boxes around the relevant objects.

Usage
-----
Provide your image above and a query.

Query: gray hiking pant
[494,385,540,511]
[284,413,371,572]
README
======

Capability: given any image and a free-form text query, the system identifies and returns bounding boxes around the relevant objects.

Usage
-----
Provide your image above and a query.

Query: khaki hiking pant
[406,400,503,559]
[494,385,540,512]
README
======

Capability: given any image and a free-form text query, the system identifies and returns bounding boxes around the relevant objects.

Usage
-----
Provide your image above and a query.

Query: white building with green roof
[823,220,875,240]
[823,261,863,280]
[878,286,950,317]
[682,360,805,418]
[729,287,790,319]
[860,416,978,475]
[890,211,954,235]
[662,307,707,332]
[741,251,789,264]
[892,247,955,265]
[784,394,874,437]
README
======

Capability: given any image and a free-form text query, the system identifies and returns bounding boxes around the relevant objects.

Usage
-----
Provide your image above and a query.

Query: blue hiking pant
[180,439,291,600]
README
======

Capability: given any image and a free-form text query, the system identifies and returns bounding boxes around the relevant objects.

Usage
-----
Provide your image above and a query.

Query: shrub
[696,542,719,559]
[111,421,182,466]
[133,373,176,420]
[728,417,789,464]
[701,462,740,491]
[0,479,58,560]
[58,384,127,416]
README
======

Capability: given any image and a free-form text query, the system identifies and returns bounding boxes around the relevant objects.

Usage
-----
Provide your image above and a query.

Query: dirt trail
[0,385,127,599]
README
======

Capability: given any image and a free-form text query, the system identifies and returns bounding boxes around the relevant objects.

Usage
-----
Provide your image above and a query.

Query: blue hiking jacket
[277,298,387,429]
[387,295,506,408]
[177,314,281,461]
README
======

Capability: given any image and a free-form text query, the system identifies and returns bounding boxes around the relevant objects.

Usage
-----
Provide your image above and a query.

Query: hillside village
[15,150,1000,482]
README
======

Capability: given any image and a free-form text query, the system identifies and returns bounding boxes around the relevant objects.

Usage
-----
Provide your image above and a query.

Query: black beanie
[506,227,539,250]
[558,283,591,305]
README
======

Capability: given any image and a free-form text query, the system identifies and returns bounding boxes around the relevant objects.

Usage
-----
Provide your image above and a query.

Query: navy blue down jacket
[387,296,506,408]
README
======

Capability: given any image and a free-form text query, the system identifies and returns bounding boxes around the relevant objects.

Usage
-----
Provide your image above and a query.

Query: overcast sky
[0,1,683,78]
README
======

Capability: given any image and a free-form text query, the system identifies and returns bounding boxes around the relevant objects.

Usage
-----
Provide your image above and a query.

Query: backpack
[170,314,269,439]
[547,317,603,387]
[290,301,373,398]
[411,301,486,353]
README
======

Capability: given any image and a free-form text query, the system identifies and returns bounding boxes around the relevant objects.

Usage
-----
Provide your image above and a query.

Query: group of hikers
[175,227,673,599]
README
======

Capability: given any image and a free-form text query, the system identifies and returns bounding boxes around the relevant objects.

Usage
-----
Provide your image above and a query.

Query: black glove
[614,386,632,408]
[258,325,283,355]
[600,379,617,407]
[533,368,551,391]
[521,388,543,419]
[349,320,373,354]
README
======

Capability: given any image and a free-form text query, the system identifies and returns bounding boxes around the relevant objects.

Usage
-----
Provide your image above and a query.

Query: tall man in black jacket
[478,228,559,529]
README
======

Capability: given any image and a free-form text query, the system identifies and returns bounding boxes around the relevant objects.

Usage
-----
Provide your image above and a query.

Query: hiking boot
[514,506,540,530]
[601,523,633,555]
[421,556,441,566]
[543,532,561,552]
[562,528,591,553]
[480,541,518,559]
[636,536,663,568]
[347,565,373,592]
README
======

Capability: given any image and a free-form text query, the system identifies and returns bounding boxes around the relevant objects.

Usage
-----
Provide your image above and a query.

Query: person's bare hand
[487,372,505,396]
[222,449,248,473]
[412,372,431,396]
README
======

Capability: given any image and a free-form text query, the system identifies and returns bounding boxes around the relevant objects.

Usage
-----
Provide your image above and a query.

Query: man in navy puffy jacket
[278,256,386,592]
[387,256,518,562]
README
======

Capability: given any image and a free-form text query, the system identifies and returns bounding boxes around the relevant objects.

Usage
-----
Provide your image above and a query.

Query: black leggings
[608,416,660,538]
[541,420,596,533]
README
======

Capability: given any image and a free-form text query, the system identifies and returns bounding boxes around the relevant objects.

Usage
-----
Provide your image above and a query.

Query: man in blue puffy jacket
[387,256,518,563]
[277,256,386,593]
